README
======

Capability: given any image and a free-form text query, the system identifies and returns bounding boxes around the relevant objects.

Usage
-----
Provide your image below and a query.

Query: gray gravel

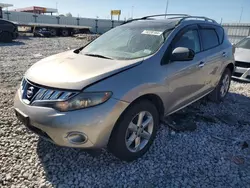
[1,37,250,188]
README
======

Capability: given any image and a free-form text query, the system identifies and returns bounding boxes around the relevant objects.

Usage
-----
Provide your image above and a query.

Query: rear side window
[215,27,224,44]
[200,29,219,50]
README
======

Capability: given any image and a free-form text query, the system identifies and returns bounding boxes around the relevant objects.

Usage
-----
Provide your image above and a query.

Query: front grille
[21,79,78,104]
[235,61,250,68]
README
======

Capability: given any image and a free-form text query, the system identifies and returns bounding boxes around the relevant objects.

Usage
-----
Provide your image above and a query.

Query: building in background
[12,6,58,16]
[0,3,13,18]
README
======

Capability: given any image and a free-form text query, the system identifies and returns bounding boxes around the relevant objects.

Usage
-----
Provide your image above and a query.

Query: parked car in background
[232,36,250,82]
[14,14,235,161]
[0,19,18,42]
[33,28,52,37]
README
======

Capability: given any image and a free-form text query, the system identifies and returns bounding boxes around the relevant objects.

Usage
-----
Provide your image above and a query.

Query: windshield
[236,38,250,49]
[81,25,168,60]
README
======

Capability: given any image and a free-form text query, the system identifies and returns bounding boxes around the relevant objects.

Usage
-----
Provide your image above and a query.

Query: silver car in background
[14,14,235,161]
[232,36,250,82]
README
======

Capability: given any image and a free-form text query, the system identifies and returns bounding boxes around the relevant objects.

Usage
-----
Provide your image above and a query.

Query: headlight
[54,92,112,112]
[32,92,112,112]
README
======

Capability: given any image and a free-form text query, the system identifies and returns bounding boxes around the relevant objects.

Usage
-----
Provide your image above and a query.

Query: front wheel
[209,68,232,103]
[108,100,159,161]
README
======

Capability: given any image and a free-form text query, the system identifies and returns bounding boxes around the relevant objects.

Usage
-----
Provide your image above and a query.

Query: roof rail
[121,14,190,25]
[121,14,217,25]
[141,14,190,19]
[177,16,217,24]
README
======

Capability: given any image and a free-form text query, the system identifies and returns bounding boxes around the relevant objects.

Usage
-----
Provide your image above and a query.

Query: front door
[161,25,207,114]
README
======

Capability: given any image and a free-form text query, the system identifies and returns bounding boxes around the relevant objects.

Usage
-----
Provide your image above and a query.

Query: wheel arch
[108,93,164,143]
[226,62,235,74]
[131,94,165,118]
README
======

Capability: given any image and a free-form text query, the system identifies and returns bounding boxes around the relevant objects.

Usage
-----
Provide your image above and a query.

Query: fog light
[67,132,87,144]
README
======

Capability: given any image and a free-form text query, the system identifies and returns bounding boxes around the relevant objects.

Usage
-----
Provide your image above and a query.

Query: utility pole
[239,6,243,23]
[165,0,169,18]
[56,2,58,15]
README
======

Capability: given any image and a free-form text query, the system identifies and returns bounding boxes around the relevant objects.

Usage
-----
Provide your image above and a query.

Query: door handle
[222,52,227,57]
[198,61,205,68]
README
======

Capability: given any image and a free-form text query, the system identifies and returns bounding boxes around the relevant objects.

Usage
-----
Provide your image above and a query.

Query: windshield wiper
[84,53,113,60]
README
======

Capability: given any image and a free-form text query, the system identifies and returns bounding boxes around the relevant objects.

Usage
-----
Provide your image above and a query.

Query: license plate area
[14,108,29,126]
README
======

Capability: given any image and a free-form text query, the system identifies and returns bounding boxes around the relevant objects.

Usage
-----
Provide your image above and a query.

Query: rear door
[161,25,208,114]
[198,24,226,92]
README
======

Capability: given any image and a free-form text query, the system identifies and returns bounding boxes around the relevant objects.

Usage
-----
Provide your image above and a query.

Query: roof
[121,19,178,31]
[122,14,218,29]
[13,6,58,13]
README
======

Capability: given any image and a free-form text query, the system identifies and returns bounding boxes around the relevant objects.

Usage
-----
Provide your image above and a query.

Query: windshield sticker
[142,30,163,36]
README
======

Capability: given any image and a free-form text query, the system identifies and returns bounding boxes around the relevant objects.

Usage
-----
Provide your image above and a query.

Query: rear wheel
[0,31,13,43]
[209,68,232,102]
[108,100,159,161]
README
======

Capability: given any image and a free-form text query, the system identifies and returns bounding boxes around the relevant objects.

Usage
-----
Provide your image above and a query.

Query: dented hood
[25,50,142,90]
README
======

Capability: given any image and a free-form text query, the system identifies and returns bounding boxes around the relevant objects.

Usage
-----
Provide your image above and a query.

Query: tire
[61,29,69,37]
[50,28,57,36]
[208,68,232,103]
[0,31,13,43]
[108,100,159,161]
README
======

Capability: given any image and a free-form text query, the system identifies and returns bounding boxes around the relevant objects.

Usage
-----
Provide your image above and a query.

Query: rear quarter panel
[222,34,235,73]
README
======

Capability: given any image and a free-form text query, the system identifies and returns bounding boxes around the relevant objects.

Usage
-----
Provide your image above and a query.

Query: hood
[25,50,142,90]
[235,48,250,63]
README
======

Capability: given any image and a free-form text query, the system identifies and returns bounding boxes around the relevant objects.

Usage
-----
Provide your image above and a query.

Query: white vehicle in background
[232,36,250,82]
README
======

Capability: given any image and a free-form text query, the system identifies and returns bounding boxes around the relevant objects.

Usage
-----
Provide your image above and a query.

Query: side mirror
[171,47,195,61]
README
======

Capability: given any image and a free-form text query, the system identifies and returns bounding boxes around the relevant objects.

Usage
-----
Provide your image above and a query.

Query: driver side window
[173,30,201,53]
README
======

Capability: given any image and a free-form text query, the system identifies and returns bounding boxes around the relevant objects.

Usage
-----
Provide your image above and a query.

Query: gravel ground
[1,37,250,188]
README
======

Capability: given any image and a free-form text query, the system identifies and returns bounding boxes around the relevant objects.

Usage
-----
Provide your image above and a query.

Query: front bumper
[232,66,250,82]
[14,90,129,148]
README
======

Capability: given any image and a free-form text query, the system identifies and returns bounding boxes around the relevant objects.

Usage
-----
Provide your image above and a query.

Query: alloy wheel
[220,74,230,97]
[125,111,154,152]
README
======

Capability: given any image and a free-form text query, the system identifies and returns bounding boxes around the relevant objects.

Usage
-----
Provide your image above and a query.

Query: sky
[4,0,250,23]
